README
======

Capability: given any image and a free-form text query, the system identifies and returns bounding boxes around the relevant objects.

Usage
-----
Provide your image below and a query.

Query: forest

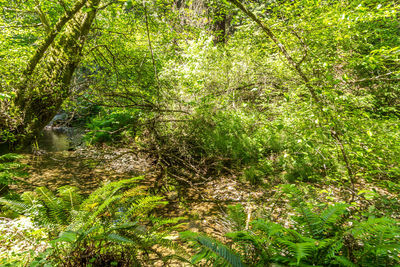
[0,0,399,266]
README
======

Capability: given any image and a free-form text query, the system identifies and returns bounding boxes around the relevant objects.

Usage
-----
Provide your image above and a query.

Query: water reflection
[37,127,83,152]
[0,127,83,155]
[38,128,70,152]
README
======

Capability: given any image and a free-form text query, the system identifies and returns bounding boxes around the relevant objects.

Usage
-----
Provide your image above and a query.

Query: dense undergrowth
[1,0,400,266]
[184,185,400,266]
[1,177,186,266]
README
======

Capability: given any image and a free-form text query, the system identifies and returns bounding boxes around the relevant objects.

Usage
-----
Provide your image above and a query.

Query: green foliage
[190,109,260,167]
[84,109,141,144]
[1,0,400,266]
[0,185,82,230]
[227,204,247,231]
[180,231,245,267]
[351,217,400,266]
[0,153,27,194]
[280,184,349,239]
[187,185,400,266]
[50,177,184,266]
[1,177,185,266]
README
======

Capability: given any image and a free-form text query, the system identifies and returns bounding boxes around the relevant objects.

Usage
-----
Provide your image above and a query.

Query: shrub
[84,109,141,144]
[1,177,185,266]
[184,185,400,266]
[0,153,27,196]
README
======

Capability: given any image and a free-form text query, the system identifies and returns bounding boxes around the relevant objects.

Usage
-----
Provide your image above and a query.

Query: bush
[184,185,400,266]
[0,177,185,266]
[0,153,27,196]
[190,109,260,167]
[84,109,141,144]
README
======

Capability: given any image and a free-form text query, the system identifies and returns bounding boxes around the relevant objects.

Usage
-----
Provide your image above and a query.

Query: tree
[0,0,101,149]
[225,0,400,198]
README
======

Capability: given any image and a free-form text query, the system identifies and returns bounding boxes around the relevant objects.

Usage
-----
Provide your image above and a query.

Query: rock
[48,112,68,126]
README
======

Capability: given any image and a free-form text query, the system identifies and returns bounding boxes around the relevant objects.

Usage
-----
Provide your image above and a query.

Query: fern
[281,185,321,238]
[278,239,316,265]
[106,233,137,244]
[0,153,27,189]
[281,184,350,240]
[36,187,71,225]
[0,197,29,212]
[226,229,272,264]
[227,204,247,231]
[57,186,82,211]
[0,154,24,162]
[1,185,83,230]
[125,195,167,219]
[319,203,348,228]
[331,255,358,267]
[180,231,245,267]
[351,217,400,266]
[82,176,143,205]
[191,186,400,267]
[44,177,186,266]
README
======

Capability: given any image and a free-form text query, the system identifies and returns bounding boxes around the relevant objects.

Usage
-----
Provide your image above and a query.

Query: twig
[349,72,400,83]
[245,204,252,230]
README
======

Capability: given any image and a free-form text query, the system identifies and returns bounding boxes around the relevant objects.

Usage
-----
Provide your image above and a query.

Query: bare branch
[349,72,400,83]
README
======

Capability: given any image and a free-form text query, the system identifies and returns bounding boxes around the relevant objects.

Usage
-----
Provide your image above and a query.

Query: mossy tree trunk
[13,0,101,148]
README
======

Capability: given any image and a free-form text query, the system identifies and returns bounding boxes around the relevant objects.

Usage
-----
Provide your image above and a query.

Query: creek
[36,126,84,152]
[7,126,137,194]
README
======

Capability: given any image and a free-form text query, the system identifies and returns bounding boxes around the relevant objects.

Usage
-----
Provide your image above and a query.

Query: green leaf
[53,231,78,243]
[180,231,245,267]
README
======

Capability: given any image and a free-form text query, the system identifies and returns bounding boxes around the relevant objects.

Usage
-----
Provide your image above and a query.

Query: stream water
[37,126,84,152]
[0,126,84,155]
[7,126,135,194]
[2,125,264,237]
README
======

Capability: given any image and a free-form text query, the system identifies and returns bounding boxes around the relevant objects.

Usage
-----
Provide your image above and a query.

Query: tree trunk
[210,2,230,44]
[227,0,357,199]
[13,0,101,149]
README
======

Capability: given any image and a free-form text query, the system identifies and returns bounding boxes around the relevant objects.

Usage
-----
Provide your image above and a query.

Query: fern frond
[0,197,29,212]
[57,186,82,211]
[83,176,143,205]
[180,231,245,267]
[0,153,24,162]
[278,239,316,265]
[285,229,316,244]
[85,195,122,225]
[331,255,358,267]
[35,187,70,225]
[297,203,322,238]
[35,187,56,203]
[319,203,348,229]
[122,185,147,200]
[226,230,264,248]
[109,222,139,231]
[125,196,167,219]
[252,219,285,238]
[280,185,322,238]
[107,233,136,244]
[227,204,247,231]
[20,191,37,205]
[0,154,27,186]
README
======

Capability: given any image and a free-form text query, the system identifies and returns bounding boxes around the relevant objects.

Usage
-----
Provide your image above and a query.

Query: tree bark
[209,2,231,44]
[13,0,101,148]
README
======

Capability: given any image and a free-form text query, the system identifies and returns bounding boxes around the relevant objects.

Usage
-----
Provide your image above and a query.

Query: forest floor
[14,146,400,239]
[14,147,266,237]
[3,145,400,266]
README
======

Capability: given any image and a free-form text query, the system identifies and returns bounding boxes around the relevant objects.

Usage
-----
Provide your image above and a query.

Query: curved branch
[23,0,88,77]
